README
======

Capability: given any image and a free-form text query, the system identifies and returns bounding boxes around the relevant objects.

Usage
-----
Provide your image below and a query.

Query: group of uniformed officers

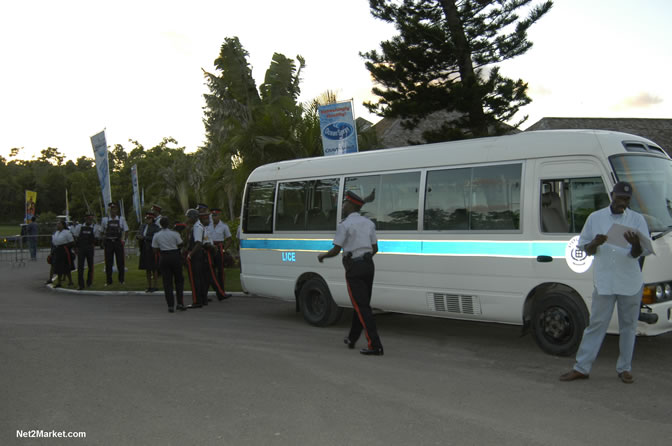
[49,202,234,314]
[49,192,384,356]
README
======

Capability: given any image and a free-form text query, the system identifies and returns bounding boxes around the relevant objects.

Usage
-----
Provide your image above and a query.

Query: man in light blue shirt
[560,182,652,384]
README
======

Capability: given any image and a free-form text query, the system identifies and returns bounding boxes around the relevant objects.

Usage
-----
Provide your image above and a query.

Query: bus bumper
[636,301,672,336]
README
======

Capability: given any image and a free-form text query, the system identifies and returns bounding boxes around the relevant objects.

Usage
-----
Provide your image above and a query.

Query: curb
[46,284,247,297]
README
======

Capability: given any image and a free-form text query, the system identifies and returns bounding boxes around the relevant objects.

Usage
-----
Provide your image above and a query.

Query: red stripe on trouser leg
[206,251,227,296]
[346,275,373,349]
[186,257,197,304]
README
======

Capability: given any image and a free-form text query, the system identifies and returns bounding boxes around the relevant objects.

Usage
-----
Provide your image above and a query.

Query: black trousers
[211,244,227,297]
[187,252,209,305]
[344,257,382,350]
[77,246,94,288]
[104,239,125,284]
[160,250,184,309]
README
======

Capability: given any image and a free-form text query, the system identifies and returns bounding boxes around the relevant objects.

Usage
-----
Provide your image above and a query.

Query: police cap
[344,190,364,207]
[185,208,199,220]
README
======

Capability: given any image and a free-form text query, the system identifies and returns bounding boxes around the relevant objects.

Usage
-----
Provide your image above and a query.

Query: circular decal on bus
[565,235,592,273]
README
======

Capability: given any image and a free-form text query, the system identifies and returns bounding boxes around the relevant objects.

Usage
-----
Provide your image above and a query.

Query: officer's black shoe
[77,287,84,291]
[188,303,202,309]
[343,337,355,349]
[176,305,187,311]
[168,308,175,313]
[360,347,384,356]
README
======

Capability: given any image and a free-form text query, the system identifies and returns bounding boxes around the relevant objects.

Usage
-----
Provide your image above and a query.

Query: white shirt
[578,206,651,295]
[333,212,377,259]
[208,221,232,242]
[192,221,212,245]
[52,229,74,246]
[152,229,183,251]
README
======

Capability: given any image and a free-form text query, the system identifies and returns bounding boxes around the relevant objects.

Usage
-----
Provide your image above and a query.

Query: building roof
[525,117,672,156]
[371,110,521,149]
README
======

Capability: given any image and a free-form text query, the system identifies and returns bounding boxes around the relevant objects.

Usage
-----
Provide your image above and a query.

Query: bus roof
[246,130,665,182]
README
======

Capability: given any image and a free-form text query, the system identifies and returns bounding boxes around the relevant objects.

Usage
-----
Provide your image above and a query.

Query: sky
[1,0,671,162]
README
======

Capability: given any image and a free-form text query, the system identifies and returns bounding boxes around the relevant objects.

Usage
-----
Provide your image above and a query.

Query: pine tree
[362,0,553,142]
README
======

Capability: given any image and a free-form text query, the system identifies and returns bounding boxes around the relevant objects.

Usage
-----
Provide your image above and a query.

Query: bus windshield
[610,154,672,232]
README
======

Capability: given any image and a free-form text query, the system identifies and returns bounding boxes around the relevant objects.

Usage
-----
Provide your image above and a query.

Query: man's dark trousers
[344,256,382,350]
[104,239,125,284]
[77,247,94,288]
[189,252,209,305]
[160,250,184,309]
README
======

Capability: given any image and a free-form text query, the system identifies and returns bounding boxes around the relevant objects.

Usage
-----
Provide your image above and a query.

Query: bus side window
[540,178,608,233]
[244,181,276,234]
[276,182,307,231]
[345,172,420,231]
[425,164,521,231]
[306,178,339,231]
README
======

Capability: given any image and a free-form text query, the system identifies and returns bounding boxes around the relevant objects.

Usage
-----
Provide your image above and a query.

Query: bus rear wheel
[532,293,588,356]
[299,278,342,327]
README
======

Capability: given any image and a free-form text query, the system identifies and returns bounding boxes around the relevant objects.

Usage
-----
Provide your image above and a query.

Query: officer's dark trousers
[188,253,209,305]
[212,244,227,297]
[104,239,125,284]
[160,250,184,309]
[77,246,94,288]
[344,257,382,350]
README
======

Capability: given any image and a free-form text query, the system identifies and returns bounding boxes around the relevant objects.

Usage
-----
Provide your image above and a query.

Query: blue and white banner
[131,164,141,224]
[90,130,112,211]
[318,101,358,156]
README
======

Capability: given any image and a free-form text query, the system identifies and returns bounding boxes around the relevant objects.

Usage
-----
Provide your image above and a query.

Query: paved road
[2,261,672,445]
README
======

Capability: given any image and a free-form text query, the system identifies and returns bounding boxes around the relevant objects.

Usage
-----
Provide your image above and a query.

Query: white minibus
[239,130,672,355]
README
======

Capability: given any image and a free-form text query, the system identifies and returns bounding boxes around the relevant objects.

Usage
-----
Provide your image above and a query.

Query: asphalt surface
[2,260,672,446]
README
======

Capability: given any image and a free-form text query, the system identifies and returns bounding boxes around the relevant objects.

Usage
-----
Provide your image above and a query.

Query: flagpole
[65,188,70,222]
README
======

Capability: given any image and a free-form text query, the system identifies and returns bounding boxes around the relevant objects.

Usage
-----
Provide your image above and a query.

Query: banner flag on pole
[131,165,142,224]
[318,100,359,156]
[65,188,70,222]
[25,190,37,223]
[90,130,112,212]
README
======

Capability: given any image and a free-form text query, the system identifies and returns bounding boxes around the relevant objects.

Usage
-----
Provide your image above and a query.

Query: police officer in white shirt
[101,202,129,285]
[318,190,383,356]
[207,208,233,300]
[72,212,100,290]
[185,209,211,308]
[560,181,652,384]
[152,217,187,313]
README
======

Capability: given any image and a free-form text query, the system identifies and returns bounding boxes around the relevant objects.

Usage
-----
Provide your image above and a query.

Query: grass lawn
[55,254,242,293]
[0,225,21,237]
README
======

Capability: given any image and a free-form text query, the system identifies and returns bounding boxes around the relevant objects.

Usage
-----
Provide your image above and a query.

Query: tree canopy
[362,0,553,141]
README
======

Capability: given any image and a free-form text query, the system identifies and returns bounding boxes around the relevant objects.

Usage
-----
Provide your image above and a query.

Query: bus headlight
[656,285,664,301]
[666,284,672,300]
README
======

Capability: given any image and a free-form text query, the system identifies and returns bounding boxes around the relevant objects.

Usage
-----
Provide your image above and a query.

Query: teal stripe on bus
[241,238,568,258]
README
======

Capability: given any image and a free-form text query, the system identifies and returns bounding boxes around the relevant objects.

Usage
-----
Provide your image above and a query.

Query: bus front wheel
[299,278,342,327]
[532,293,588,356]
